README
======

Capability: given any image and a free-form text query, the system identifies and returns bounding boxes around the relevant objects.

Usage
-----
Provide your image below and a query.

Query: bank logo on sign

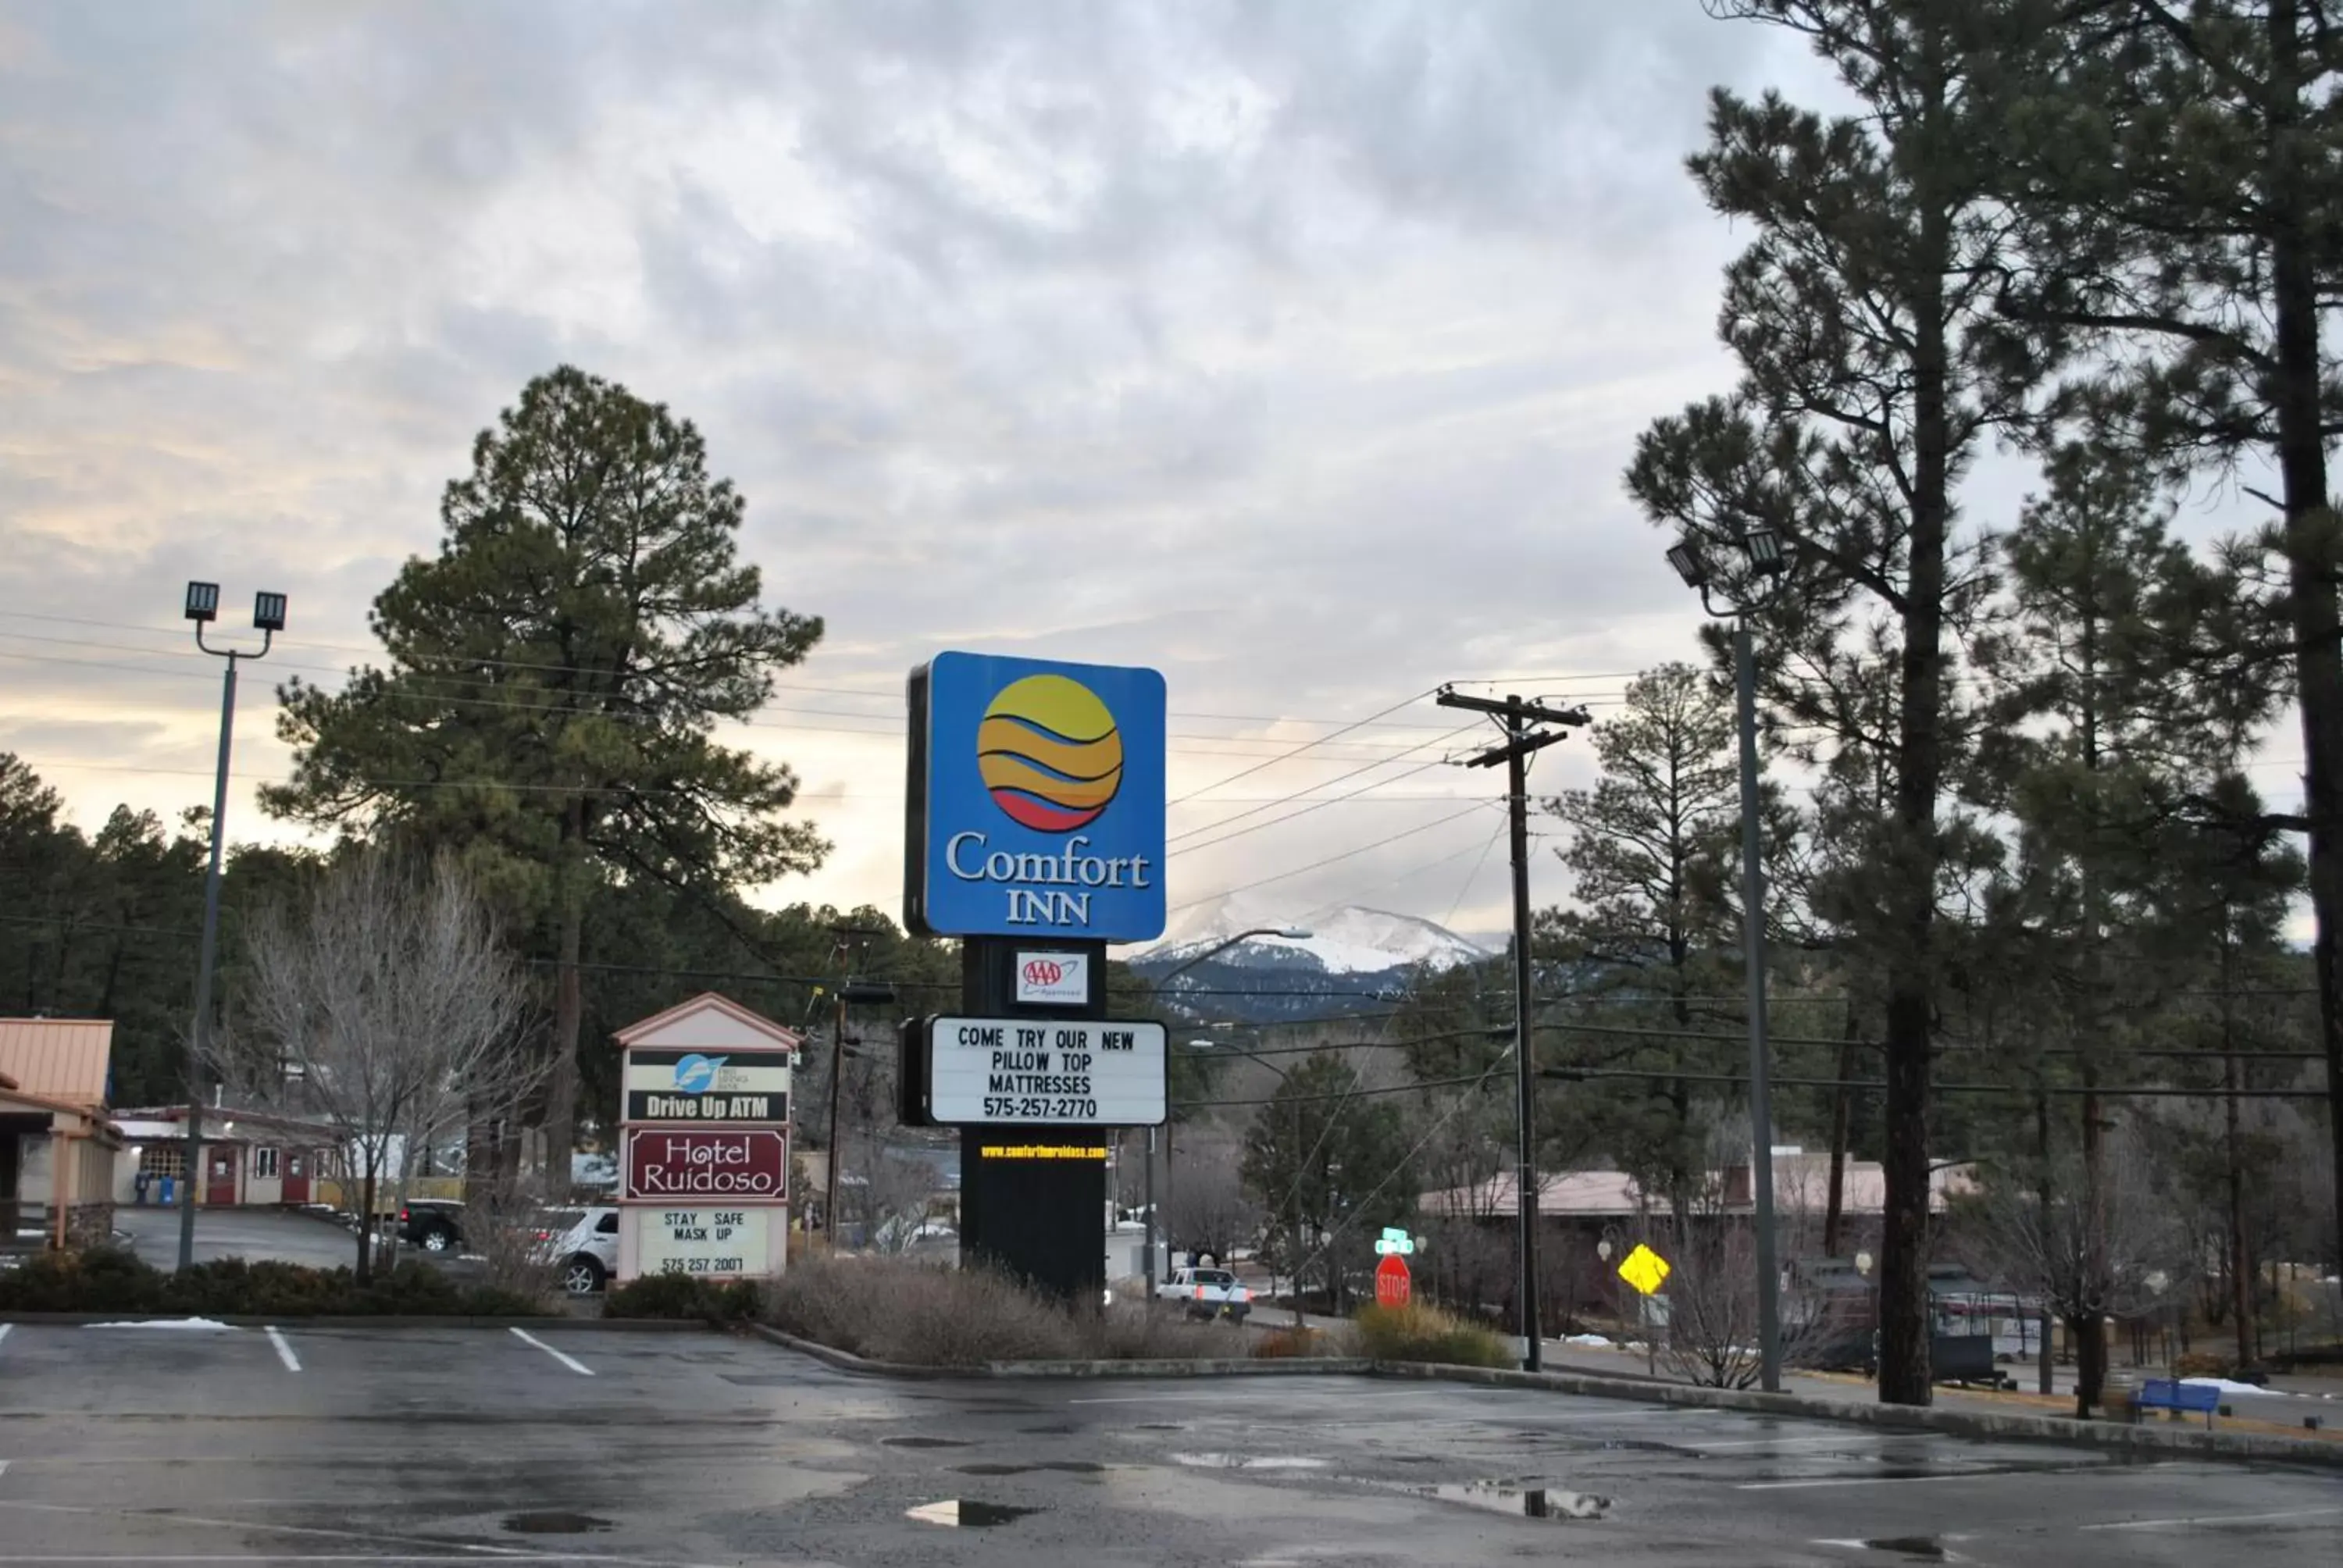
[910,653,1166,943]
[673,1054,726,1095]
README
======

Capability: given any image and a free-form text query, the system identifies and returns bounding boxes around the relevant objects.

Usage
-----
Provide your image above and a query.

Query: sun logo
[977,674,1125,832]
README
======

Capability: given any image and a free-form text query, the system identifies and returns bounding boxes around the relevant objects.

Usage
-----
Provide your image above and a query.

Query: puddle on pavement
[881,1437,972,1449]
[500,1512,612,1535]
[1423,1481,1610,1522]
[1136,1421,1182,1431]
[905,1499,1039,1528]
[1171,1452,1331,1471]
[1861,1541,1948,1562]
[1021,1423,1079,1435]
[955,1460,1105,1477]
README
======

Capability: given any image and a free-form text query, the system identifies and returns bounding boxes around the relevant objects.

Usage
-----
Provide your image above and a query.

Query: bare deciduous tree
[1654,1114,1826,1389]
[1164,1146,1258,1267]
[1957,1122,2194,1418]
[215,853,537,1283]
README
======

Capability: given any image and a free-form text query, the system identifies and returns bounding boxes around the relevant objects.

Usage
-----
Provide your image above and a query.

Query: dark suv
[398,1200,465,1253]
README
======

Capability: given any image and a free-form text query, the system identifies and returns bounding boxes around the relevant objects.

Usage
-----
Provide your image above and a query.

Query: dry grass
[1352,1303,1514,1367]
[1254,1324,1358,1359]
[765,1256,1255,1367]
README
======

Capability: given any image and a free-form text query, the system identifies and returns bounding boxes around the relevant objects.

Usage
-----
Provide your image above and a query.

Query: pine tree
[1628,0,2063,1405]
[1996,0,2343,1270]
[266,367,827,1171]
[1545,664,1750,1224]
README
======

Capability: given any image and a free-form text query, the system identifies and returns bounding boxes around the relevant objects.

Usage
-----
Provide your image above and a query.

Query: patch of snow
[2178,1377,2288,1397]
[1143,895,1489,975]
[84,1317,237,1331]
[1564,1333,1614,1348]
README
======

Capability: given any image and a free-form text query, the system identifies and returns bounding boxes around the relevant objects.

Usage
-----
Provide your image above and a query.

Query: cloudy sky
[1,2,1854,943]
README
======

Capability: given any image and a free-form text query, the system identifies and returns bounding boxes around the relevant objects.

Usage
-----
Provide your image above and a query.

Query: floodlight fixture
[1740,527,1788,577]
[184,581,220,622]
[1665,541,1707,590]
[251,590,287,633]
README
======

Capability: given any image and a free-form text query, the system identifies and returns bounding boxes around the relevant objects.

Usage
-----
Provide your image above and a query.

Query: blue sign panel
[908,652,1167,942]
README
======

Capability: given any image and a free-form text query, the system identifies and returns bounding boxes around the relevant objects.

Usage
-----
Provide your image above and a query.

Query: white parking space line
[264,1327,301,1373]
[1695,1434,1897,1451]
[0,1323,11,1349]
[2079,1505,2343,1532]
[508,1325,594,1376]
[1741,1467,2110,1491]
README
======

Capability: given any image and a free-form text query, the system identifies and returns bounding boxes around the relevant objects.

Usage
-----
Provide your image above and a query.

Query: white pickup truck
[1157,1266,1254,1322]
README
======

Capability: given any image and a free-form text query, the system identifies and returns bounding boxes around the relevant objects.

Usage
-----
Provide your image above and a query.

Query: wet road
[0,1321,2336,1566]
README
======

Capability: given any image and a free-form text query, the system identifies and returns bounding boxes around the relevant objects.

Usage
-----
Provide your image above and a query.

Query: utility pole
[1435,686,1589,1372]
[818,925,890,1248]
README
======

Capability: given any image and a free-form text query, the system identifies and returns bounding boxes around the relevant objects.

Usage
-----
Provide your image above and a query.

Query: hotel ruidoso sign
[924,1016,1168,1127]
[905,652,1166,942]
[622,1049,790,1125]
[622,1128,788,1201]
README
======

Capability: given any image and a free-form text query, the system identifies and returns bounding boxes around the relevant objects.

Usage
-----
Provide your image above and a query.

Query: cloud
[0,1,1813,935]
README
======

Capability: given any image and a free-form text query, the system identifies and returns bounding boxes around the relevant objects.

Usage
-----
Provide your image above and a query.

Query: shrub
[1254,1324,1357,1360]
[1352,1303,1514,1368]
[1088,1306,1241,1362]
[604,1273,762,1323]
[2174,1350,2232,1379]
[0,1247,549,1318]
[766,1256,1259,1367]
[0,1247,160,1313]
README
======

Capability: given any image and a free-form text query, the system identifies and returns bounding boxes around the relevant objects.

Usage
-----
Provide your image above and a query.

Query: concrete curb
[0,1311,704,1331]
[744,1321,965,1377]
[742,1322,1370,1380]
[1371,1362,2343,1470]
[990,1356,1375,1378]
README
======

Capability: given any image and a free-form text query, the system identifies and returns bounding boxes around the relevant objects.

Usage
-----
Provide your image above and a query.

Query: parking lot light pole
[177,583,285,1271]
[1667,531,1789,1392]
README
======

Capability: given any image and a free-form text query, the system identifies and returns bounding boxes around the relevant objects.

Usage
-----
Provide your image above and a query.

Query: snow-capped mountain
[1141,895,1489,975]
[1129,895,1491,1021]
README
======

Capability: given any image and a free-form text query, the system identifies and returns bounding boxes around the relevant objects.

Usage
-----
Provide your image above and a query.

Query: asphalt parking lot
[0,1320,2338,1566]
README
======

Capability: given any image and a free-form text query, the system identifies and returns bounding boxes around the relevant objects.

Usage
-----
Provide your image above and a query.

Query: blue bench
[2134,1379,2220,1427]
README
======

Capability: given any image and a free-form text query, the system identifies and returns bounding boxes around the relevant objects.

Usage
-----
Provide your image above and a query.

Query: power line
[1165,804,1492,915]
[1174,1068,1497,1109]
[0,620,1513,737]
[1167,744,1481,858]
[1165,690,1442,807]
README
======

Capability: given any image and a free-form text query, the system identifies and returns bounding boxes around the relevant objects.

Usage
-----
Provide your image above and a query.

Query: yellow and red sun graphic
[975,674,1125,832]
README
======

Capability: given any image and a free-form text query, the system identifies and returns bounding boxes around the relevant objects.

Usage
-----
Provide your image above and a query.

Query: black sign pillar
[956,936,1109,1304]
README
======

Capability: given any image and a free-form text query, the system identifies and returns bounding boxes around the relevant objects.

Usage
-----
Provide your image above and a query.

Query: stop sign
[1375,1253,1412,1308]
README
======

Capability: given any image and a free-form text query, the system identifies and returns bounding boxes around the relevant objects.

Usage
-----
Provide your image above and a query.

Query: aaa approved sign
[632,1206,772,1278]
[926,1016,1166,1126]
[623,1128,787,1202]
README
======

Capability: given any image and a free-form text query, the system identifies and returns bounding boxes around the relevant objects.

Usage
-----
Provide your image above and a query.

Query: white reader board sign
[630,1206,773,1278]
[927,1016,1166,1127]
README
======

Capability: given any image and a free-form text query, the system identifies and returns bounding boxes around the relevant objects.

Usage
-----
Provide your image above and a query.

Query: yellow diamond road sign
[1617,1243,1671,1296]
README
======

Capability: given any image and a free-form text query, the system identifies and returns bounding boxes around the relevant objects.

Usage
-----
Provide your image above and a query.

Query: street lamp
[1154,926,1314,988]
[1666,529,1791,1392]
[1142,926,1310,1297]
[176,582,285,1271]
